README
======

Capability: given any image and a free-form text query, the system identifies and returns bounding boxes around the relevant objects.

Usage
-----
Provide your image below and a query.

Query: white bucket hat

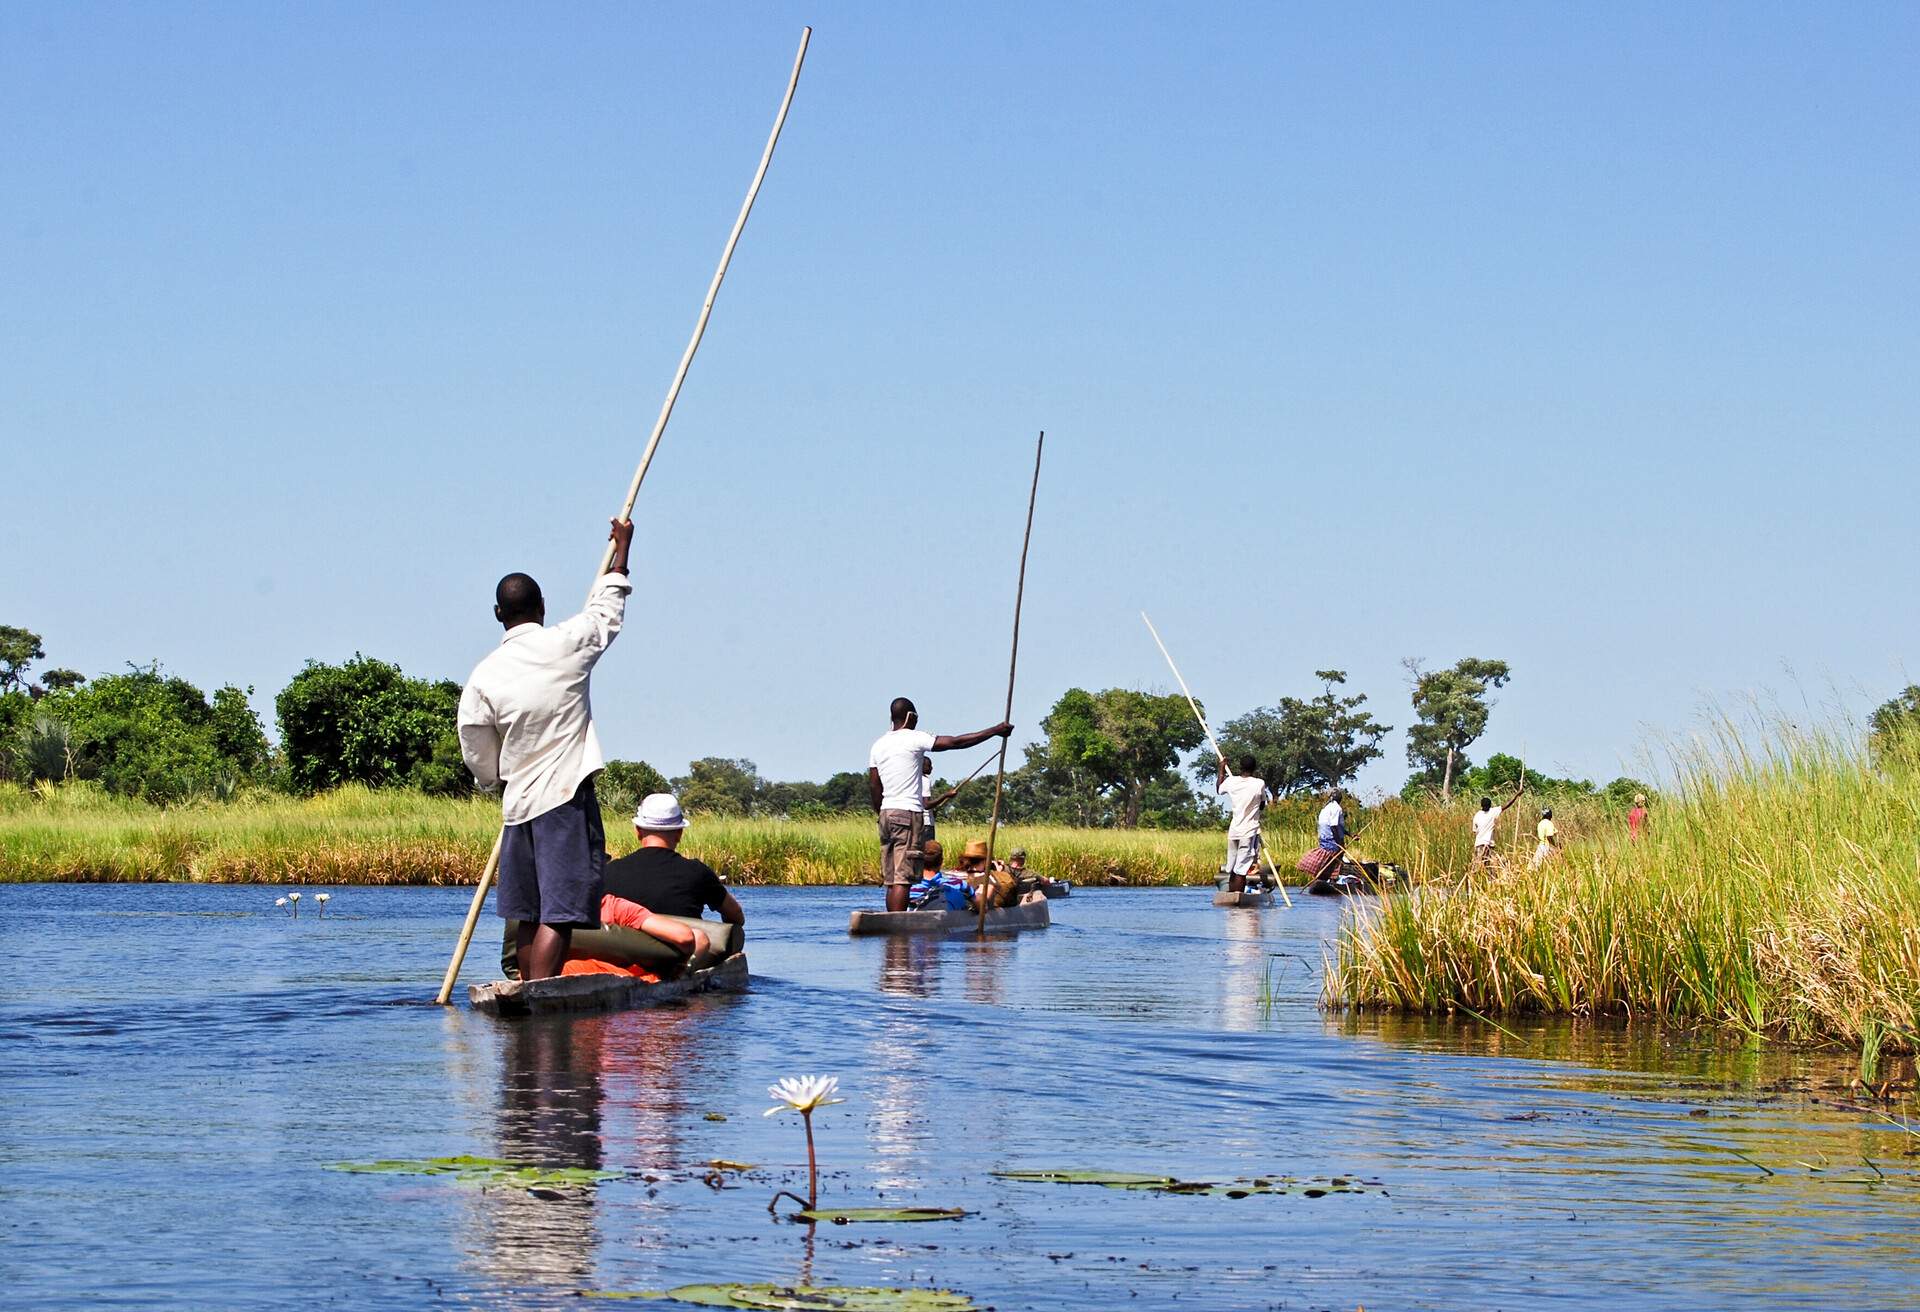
[634,793,689,831]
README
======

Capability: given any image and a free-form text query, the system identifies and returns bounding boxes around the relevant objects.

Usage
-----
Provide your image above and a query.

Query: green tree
[598,759,671,814]
[674,757,760,815]
[47,664,267,801]
[39,669,86,692]
[1208,670,1391,797]
[818,770,869,812]
[1038,687,1204,828]
[1403,657,1512,802]
[0,626,45,694]
[1869,686,1920,763]
[275,656,461,792]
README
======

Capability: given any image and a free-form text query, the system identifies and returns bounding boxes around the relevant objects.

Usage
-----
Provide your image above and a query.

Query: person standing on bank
[868,698,1012,912]
[458,517,634,982]
[1215,755,1269,893]
[603,792,745,933]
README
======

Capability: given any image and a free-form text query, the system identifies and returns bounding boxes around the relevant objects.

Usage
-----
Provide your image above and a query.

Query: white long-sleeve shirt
[457,572,630,825]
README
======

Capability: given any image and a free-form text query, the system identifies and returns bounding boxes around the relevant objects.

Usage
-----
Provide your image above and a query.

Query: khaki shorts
[878,809,925,888]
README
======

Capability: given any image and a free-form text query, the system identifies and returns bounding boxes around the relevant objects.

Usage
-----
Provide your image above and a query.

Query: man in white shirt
[867,697,1011,911]
[1469,779,1526,872]
[458,517,633,981]
[1214,755,1269,893]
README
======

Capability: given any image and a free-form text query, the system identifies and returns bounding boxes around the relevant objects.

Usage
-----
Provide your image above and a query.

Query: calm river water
[3,883,1916,1310]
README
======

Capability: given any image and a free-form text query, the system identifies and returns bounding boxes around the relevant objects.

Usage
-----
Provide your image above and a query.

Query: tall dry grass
[0,781,1348,887]
[1329,716,1920,1051]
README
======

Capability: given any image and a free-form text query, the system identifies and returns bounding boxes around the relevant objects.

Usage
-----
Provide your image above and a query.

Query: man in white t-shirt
[868,697,1012,911]
[1469,779,1526,872]
[1215,755,1269,893]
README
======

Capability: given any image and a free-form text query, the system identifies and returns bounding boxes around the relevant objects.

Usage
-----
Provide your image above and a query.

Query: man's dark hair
[1238,754,1258,775]
[889,696,916,725]
[1480,796,1493,810]
[495,573,544,624]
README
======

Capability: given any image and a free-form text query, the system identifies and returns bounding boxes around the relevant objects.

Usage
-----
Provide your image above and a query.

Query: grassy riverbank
[1330,722,1920,1054]
[0,781,1356,887]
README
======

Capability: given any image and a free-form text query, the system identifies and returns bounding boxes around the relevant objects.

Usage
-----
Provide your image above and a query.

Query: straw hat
[960,838,992,864]
[1633,793,1647,806]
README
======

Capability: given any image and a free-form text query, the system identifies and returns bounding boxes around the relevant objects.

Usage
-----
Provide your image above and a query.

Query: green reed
[1329,715,1920,1052]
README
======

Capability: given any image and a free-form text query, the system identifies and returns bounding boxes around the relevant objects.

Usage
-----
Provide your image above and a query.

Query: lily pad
[704,1159,756,1172]
[991,1169,1177,1187]
[327,1156,621,1190]
[790,1207,969,1225]
[993,1168,1380,1197]
[585,1284,975,1309]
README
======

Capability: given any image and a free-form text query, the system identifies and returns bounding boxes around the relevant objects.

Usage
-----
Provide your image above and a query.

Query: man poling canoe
[457,517,634,983]
[1215,753,1271,894]
[868,698,1013,912]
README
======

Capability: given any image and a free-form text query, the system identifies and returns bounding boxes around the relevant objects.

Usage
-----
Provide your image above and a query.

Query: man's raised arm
[932,721,1013,752]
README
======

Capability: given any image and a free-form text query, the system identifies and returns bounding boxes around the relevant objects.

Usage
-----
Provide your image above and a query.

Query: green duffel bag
[501,916,739,981]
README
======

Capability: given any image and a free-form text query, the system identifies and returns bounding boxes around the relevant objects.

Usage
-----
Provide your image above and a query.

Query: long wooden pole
[981,431,1044,930]
[434,27,812,1005]
[1141,612,1293,908]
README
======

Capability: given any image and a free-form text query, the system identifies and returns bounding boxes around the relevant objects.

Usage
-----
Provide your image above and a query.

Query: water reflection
[466,1017,606,1292]
[1218,908,1267,1032]
[878,934,940,998]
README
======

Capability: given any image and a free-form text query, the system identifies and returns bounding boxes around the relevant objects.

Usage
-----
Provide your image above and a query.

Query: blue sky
[3,4,1916,798]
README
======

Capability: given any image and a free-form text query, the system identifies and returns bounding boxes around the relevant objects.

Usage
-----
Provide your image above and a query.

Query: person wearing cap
[868,697,1012,912]
[458,517,633,981]
[1531,807,1558,868]
[603,793,744,932]
[1627,793,1650,841]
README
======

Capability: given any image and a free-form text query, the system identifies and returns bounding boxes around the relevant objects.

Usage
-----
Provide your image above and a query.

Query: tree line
[2,622,1659,821]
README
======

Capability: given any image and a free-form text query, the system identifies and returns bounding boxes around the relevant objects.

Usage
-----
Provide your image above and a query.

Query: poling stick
[1140,612,1293,908]
[434,27,812,1004]
[982,431,1045,932]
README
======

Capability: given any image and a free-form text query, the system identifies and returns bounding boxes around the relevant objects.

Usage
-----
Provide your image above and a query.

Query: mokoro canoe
[1211,887,1274,908]
[1037,878,1073,898]
[469,951,749,1017]
[848,892,1051,937]
[1305,861,1404,897]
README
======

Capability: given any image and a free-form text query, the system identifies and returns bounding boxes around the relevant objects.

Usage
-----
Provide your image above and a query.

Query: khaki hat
[960,838,991,863]
[1634,793,1647,806]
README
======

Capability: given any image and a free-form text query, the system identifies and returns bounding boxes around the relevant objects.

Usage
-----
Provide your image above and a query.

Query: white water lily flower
[275,898,287,907]
[287,892,301,902]
[314,893,330,902]
[764,1075,845,1117]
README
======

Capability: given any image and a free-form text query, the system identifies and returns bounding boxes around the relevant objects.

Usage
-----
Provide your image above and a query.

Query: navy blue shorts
[496,778,605,928]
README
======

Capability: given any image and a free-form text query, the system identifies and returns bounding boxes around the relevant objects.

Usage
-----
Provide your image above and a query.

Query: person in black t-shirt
[603,792,746,932]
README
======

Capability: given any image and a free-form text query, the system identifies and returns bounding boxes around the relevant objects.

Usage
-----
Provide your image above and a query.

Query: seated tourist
[602,792,745,935]
[909,839,974,910]
[955,838,1018,910]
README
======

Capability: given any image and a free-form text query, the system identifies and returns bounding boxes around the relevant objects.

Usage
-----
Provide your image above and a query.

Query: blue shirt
[909,870,972,911]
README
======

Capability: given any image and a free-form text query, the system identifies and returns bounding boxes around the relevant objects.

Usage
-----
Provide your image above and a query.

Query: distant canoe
[1211,888,1274,908]
[848,892,1051,937]
[1037,878,1073,898]
[1305,861,1401,897]
[469,951,748,1018]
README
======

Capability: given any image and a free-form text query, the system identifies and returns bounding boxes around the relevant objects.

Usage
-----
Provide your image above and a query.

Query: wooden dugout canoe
[470,917,749,1018]
[469,951,749,1017]
[1211,887,1274,908]
[848,892,1051,937]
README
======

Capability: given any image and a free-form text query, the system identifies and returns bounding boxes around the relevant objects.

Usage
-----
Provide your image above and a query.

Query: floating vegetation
[790,1206,968,1225]
[327,1155,621,1191]
[585,1285,976,1309]
[993,1168,1380,1197]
